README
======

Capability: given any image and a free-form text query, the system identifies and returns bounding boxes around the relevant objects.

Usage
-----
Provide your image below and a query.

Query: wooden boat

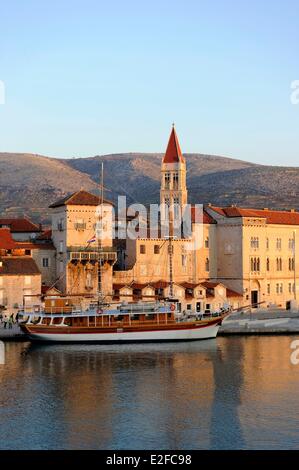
[19,302,228,343]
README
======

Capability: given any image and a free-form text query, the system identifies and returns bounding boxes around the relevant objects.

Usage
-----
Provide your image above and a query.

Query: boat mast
[97,161,104,305]
[168,210,174,299]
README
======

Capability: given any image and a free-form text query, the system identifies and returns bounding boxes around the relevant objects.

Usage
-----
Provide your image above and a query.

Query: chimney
[290,209,296,213]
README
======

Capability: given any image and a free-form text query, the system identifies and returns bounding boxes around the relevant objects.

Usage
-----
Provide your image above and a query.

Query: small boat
[19,302,228,343]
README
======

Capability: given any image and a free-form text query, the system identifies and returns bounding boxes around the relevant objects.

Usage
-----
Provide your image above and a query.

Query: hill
[0,152,298,223]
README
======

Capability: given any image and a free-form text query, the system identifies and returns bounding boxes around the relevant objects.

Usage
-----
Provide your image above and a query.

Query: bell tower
[160,125,188,225]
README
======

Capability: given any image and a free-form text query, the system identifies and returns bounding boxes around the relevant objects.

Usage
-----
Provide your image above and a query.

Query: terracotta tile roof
[0,218,41,233]
[15,242,56,250]
[0,257,41,275]
[179,282,201,289]
[49,190,114,208]
[36,229,52,241]
[113,283,131,290]
[200,281,219,289]
[163,126,185,164]
[226,288,243,298]
[0,229,16,249]
[191,207,217,224]
[209,206,299,225]
[149,281,169,289]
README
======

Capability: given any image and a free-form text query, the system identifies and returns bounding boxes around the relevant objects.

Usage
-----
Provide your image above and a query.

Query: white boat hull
[25,322,221,343]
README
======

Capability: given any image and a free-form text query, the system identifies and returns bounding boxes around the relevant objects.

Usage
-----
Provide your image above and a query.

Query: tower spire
[163,125,185,164]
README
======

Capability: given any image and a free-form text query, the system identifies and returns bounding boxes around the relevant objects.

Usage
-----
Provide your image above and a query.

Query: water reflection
[0,337,299,449]
[209,338,245,449]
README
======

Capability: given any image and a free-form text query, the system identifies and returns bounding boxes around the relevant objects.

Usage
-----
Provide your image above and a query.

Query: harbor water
[0,336,299,450]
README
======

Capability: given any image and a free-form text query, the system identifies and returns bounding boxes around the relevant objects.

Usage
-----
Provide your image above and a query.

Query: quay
[219,309,299,335]
[1,309,299,340]
[0,324,26,341]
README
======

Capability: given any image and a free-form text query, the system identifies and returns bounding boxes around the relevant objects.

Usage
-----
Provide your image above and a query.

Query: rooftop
[208,205,299,225]
[49,190,114,208]
[0,257,41,275]
[0,218,41,233]
[0,228,16,250]
[163,126,185,164]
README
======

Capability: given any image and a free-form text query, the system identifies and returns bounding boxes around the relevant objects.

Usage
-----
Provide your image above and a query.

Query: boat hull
[20,319,222,344]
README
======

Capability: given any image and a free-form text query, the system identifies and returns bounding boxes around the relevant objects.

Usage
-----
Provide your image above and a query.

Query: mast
[168,210,174,299]
[97,161,104,305]
[294,230,297,301]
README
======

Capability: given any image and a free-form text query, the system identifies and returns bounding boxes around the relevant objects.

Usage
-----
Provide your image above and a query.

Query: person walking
[8,315,13,329]
[3,316,7,329]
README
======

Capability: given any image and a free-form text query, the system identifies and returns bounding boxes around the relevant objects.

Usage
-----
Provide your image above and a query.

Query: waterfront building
[205,205,299,308]
[0,229,41,314]
[49,190,117,299]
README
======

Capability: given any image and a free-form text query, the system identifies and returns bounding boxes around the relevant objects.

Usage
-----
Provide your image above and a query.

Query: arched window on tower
[173,172,179,190]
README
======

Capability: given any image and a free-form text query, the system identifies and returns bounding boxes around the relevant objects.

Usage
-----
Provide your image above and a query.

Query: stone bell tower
[160,125,188,227]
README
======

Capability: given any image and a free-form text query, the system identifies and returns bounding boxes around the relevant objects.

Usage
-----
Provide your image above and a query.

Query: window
[280,283,283,294]
[25,249,31,256]
[266,238,269,250]
[276,238,282,250]
[182,254,187,267]
[251,257,260,272]
[154,245,160,254]
[186,304,192,311]
[173,172,179,189]
[59,241,63,253]
[276,258,282,271]
[267,284,270,294]
[250,237,259,249]
[24,276,31,286]
[205,258,210,271]
[164,173,170,189]
[42,258,49,268]
[140,265,147,275]
[86,272,92,288]
[173,196,180,218]
[276,283,279,294]
[289,238,295,251]
[266,258,270,271]
[205,237,209,248]
[289,258,295,271]
[74,219,86,230]
[140,244,146,254]
[289,283,292,294]
[59,261,64,274]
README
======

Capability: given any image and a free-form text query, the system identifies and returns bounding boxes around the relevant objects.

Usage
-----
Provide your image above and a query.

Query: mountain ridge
[0,151,298,222]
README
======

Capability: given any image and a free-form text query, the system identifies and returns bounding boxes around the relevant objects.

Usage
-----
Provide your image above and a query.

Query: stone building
[49,190,117,300]
[0,229,41,314]
[206,205,299,309]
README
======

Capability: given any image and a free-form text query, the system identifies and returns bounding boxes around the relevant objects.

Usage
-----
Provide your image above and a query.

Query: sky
[0,0,299,165]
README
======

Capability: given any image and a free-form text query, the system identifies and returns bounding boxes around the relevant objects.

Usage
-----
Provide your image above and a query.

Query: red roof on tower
[163,126,185,164]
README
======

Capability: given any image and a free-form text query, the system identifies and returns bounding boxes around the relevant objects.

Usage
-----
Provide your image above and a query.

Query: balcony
[68,246,117,264]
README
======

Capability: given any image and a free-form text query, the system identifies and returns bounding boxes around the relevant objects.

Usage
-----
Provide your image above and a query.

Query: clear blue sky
[0,0,298,165]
